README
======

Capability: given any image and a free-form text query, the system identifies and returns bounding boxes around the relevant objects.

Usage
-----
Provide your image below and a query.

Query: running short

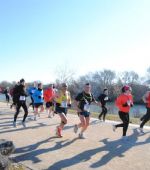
[46,101,53,108]
[79,111,91,117]
[34,103,43,108]
[55,106,67,115]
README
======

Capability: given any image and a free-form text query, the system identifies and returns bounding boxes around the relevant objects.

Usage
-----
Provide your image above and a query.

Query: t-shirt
[75,91,96,111]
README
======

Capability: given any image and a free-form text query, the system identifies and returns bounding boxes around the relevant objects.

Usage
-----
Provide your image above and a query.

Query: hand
[67,104,71,108]
[122,103,128,107]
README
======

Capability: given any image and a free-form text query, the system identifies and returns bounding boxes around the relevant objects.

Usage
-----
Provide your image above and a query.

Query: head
[49,84,53,88]
[20,79,25,85]
[38,83,42,89]
[103,88,108,95]
[61,83,68,91]
[84,83,91,93]
[122,85,132,94]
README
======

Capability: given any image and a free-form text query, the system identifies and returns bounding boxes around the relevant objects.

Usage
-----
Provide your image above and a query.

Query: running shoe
[13,121,16,128]
[74,124,78,133]
[22,121,26,128]
[56,126,62,137]
[112,125,116,132]
[78,133,85,139]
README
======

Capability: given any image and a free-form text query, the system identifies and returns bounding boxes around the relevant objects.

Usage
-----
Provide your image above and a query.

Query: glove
[122,103,128,107]
[67,104,71,108]
[38,96,41,99]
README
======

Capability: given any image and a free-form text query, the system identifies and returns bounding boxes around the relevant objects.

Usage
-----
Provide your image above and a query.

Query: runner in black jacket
[13,79,28,128]
[98,88,109,121]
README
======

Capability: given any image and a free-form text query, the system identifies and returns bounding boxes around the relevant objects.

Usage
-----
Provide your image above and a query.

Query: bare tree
[120,71,139,84]
[55,65,75,85]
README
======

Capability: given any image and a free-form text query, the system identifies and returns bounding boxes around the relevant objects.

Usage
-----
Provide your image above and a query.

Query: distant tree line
[0,67,150,104]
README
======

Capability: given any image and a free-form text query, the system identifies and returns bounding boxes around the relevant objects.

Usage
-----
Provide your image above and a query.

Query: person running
[44,84,55,118]
[98,88,109,121]
[32,83,44,120]
[4,87,10,105]
[27,81,37,111]
[74,83,99,139]
[54,83,71,137]
[10,82,20,109]
[139,91,150,133]
[13,79,28,128]
[113,85,133,141]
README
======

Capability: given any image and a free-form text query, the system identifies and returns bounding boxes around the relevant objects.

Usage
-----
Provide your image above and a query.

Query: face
[104,90,108,95]
[38,84,42,89]
[62,85,68,91]
[84,84,91,93]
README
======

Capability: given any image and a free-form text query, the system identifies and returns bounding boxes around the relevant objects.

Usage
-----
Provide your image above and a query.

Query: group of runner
[3,78,150,140]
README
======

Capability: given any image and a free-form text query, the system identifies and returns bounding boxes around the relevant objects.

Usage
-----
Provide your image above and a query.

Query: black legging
[115,111,129,136]
[98,106,107,121]
[140,108,150,128]
[5,94,10,103]
[14,102,28,122]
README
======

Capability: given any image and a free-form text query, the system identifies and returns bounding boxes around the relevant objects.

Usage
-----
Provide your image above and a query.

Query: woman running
[32,83,44,120]
[74,83,98,139]
[54,83,71,137]
[113,85,133,141]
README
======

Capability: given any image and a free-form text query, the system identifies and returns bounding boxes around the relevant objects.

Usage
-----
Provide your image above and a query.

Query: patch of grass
[68,109,150,126]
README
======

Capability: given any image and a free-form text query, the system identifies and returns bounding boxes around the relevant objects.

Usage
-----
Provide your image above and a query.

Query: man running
[113,85,133,141]
[98,88,109,121]
[44,84,55,118]
[74,83,99,139]
[13,79,28,128]
[54,83,71,137]
[139,90,150,133]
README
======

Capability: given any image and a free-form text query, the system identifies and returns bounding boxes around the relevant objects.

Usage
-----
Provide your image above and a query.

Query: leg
[103,107,107,121]
[140,108,150,128]
[22,102,28,122]
[14,103,21,122]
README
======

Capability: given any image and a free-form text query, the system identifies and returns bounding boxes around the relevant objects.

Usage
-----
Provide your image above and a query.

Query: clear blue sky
[0,0,150,83]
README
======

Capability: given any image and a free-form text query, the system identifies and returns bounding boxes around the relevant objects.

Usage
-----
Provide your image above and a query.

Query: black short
[55,106,67,115]
[46,102,53,108]
[34,103,43,108]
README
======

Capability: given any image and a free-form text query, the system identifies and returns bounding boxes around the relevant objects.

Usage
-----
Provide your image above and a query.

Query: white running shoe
[22,122,26,128]
[79,133,85,139]
[74,124,78,133]
[139,128,144,134]
[13,121,16,128]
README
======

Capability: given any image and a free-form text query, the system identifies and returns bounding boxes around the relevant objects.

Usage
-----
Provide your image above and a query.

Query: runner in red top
[113,85,133,141]
[139,91,150,133]
[44,84,55,118]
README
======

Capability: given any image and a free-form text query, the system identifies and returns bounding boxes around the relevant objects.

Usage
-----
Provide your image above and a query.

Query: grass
[68,109,150,126]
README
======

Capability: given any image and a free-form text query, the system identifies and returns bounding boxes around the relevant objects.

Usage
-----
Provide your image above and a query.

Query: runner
[54,83,71,137]
[44,84,55,118]
[27,81,37,111]
[4,87,10,105]
[32,83,44,120]
[139,90,150,133]
[10,82,20,109]
[74,83,99,139]
[113,85,133,141]
[13,79,28,128]
[98,88,109,121]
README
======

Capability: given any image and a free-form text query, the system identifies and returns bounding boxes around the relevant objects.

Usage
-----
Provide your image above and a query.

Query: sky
[0,0,150,83]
